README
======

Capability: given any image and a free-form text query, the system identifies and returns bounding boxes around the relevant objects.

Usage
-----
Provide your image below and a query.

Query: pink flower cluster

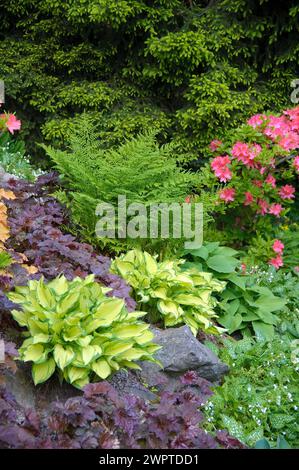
[0,113,21,134]
[219,188,235,202]
[231,142,262,168]
[211,155,232,182]
[268,239,284,269]
[209,106,298,216]
[249,108,299,151]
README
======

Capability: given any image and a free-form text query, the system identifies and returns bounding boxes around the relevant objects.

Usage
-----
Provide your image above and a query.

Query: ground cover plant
[203,337,299,448]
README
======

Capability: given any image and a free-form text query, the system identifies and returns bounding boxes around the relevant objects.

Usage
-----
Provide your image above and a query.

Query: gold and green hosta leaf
[8,274,160,389]
[111,249,226,336]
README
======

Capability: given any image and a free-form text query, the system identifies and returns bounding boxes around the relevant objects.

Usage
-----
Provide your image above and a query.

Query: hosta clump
[8,274,160,388]
[111,250,225,336]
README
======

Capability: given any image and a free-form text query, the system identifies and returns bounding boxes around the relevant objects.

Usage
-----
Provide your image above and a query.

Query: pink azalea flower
[284,107,299,132]
[257,199,269,215]
[185,196,191,203]
[211,155,232,182]
[219,188,236,203]
[294,266,299,273]
[247,114,267,128]
[269,203,283,217]
[264,115,291,140]
[231,142,250,163]
[279,185,295,200]
[272,239,284,254]
[3,114,21,134]
[265,174,276,188]
[244,191,254,206]
[293,155,299,173]
[210,139,223,152]
[269,255,283,269]
[278,131,299,151]
[231,142,261,167]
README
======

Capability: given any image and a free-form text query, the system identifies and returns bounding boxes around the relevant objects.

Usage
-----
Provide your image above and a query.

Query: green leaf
[66,366,88,384]
[23,344,45,362]
[32,334,50,344]
[185,246,209,260]
[93,298,124,325]
[11,309,30,327]
[277,435,291,449]
[92,359,111,379]
[255,438,271,449]
[207,255,239,273]
[254,295,286,312]
[103,341,133,356]
[222,415,245,441]
[226,274,247,290]
[63,326,82,341]
[213,247,239,257]
[219,312,243,333]
[255,309,276,325]
[32,358,56,385]
[252,321,275,341]
[82,345,101,365]
[53,344,75,370]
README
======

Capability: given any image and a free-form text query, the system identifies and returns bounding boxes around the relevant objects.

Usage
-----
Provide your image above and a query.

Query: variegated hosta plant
[111,250,226,336]
[8,274,160,388]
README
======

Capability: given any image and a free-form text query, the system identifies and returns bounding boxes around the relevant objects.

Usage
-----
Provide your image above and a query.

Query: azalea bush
[111,249,225,336]
[8,274,159,388]
[198,106,299,263]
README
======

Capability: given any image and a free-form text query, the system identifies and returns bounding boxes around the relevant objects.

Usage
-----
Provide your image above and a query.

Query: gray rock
[5,363,82,410]
[143,326,229,382]
[108,369,157,401]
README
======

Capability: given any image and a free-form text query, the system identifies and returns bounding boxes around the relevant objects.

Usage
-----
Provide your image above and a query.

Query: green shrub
[111,249,225,336]
[182,242,286,341]
[204,337,299,448]
[0,1,298,158]
[8,274,160,389]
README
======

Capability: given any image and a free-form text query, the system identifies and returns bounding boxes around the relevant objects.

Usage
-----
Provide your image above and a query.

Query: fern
[43,115,197,254]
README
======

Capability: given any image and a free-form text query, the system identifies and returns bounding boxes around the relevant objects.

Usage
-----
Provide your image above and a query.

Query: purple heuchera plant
[3,173,135,310]
[0,356,246,450]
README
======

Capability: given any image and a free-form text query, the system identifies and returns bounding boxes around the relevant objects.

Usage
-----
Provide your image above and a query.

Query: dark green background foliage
[0,0,298,160]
